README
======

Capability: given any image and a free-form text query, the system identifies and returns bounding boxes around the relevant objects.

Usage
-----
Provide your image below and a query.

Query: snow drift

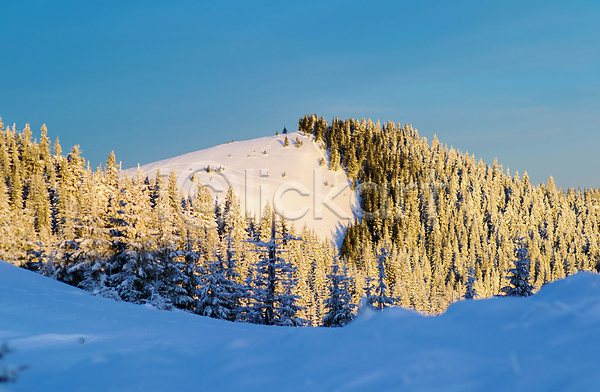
[1,260,599,391]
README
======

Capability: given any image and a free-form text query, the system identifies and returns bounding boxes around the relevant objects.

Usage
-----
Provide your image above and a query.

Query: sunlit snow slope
[2,260,600,391]
[129,132,355,244]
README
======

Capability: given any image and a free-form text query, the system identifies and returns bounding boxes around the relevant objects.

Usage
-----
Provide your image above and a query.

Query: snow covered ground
[2,260,600,391]
[128,132,356,245]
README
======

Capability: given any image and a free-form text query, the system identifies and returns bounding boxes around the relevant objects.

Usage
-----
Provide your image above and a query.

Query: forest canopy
[1,115,598,325]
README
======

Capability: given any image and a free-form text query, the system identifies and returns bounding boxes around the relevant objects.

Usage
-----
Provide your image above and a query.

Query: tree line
[299,114,600,313]
[1,114,581,327]
[0,118,367,326]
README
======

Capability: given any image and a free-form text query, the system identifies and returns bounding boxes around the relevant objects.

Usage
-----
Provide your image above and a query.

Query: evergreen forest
[1,114,599,327]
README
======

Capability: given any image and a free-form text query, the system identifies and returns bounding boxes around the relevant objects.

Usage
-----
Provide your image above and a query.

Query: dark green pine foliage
[463,264,478,300]
[196,220,246,321]
[103,174,172,307]
[196,251,239,320]
[322,256,356,327]
[26,171,51,237]
[176,229,204,312]
[362,266,376,310]
[8,138,23,210]
[245,212,305,326]
[214,197,224,238]
[151,170,190,309]
[245,215,259,242]
[500,238,534,297]
[315,116,327,143]
[371,246,397,310]
[274,260,306,326]
[299,114,600,313]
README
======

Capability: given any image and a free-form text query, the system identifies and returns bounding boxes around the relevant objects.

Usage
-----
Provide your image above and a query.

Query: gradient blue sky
[1,0,599,189]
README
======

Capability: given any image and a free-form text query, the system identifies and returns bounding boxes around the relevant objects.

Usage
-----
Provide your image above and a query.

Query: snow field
[130,132,356,245]
[2,260,600,391]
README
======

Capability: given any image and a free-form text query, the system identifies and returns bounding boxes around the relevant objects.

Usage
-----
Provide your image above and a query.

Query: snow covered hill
[2,260,600,391]
[128,132,356,244]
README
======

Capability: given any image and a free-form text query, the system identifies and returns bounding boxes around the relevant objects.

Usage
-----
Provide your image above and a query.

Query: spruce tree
[103,174,165,306]
[245,211,305,326]
[361,263,377,310]
[52,166,111,290]
[329,140,340,171]
[0,180,14,262]
[196,250,243,321]
[25,171,51,237]
[463,262,478,300]
[221,187,248,279]
[371,245,397,310]
[8,145,23,209]
[322,256,356,327]
[175,229,204,312]
[500,238,534,297]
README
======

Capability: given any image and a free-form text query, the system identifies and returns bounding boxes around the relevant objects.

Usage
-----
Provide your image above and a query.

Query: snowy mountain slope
[2,260,600,392]
[128,132,356,244]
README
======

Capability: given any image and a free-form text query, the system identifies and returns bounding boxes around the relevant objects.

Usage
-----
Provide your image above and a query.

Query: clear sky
[1,0,599,190]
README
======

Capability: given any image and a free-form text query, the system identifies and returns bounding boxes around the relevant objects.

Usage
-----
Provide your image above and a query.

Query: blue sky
[1,0,599,189]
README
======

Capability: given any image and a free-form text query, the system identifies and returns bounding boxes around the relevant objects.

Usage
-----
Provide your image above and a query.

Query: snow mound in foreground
[1,260,600,391]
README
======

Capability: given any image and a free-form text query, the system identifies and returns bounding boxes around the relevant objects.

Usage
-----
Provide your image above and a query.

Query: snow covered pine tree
[371,245,397,310]
[500,237,534,297]
[463,260,478,300]
[245,211,306,326]
[322,254,356,327]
